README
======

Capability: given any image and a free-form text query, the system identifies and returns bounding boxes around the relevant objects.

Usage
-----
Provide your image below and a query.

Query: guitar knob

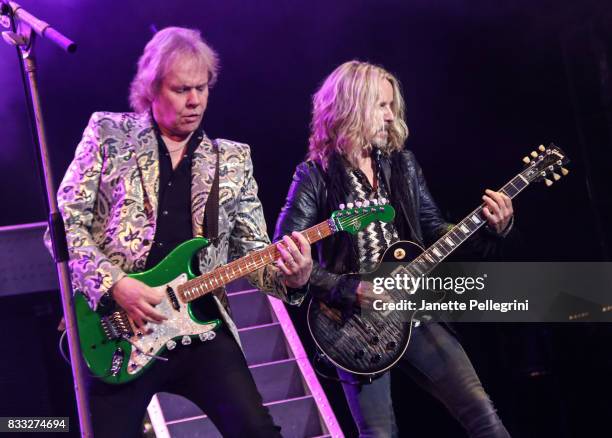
[339,203,346,210]
[181,335,192,346]
[199,331,216,342]
[372,199,379,205]
[354,350,365,360]
[363,200,370,207]
[370,336,380,345]
[166,340,177,350]
[356,201,363,207]
[386,341,397,351]
[347,202,354,209]
[371,353,382,363]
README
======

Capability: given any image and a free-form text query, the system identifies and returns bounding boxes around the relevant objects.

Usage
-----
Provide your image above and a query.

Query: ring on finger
[286,244,299,257]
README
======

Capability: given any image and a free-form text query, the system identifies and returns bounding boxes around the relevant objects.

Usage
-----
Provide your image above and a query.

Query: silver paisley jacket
[45,111,304,344]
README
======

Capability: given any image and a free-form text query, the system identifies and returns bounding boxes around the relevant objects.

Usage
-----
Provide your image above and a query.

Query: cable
[58,329,70,365]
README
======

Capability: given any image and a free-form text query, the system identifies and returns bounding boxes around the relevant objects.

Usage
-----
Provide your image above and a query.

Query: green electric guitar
[75,201,395,384]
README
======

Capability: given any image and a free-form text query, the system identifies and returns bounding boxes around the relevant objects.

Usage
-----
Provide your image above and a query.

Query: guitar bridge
[101,310,134,340]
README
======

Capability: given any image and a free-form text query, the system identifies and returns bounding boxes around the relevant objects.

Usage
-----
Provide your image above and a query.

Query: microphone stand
[0,3,92,437]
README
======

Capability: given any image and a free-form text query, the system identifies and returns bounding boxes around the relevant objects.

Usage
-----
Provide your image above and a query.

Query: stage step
[227,287,273,328]
[157,358,307,421]
[163,395,324,438]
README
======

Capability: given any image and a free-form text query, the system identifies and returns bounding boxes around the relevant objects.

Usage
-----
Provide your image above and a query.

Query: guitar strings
[183,210,378,298]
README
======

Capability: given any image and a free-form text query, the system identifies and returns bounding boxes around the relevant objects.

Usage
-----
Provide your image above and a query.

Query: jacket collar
[190,135,217,237]
[132,112,160,218]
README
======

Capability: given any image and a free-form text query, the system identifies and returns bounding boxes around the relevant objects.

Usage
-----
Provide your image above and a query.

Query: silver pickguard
[126,273,217,374]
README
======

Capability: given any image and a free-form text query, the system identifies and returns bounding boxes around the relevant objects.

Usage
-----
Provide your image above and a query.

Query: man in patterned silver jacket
[47,27,312,437]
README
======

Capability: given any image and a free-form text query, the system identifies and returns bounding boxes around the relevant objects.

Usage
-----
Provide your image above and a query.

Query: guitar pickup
[166,286,180,311]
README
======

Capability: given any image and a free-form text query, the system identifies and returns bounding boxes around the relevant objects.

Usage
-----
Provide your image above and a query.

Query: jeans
[338,322,511,438]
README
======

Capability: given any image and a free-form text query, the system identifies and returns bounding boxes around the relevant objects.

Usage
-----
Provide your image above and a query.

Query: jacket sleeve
[274,162,359,311]
[228,145,305,305]
[43,113,126,310]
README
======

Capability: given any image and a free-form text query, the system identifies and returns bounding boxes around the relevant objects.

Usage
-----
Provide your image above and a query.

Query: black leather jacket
[274,149,503,309]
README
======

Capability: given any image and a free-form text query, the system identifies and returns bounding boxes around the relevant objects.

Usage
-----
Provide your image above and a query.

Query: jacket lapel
[133,113,160,220]
[190,135,217,237]
[378,151,420,244]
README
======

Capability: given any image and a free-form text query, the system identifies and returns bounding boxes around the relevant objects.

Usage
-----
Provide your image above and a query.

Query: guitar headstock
[331,198,396,234]
[521,143,570,187]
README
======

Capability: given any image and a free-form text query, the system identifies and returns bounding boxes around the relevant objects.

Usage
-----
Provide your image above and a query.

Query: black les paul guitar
[308,144,570,375]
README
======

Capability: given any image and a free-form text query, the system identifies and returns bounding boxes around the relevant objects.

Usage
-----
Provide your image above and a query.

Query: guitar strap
[203,140,230,313]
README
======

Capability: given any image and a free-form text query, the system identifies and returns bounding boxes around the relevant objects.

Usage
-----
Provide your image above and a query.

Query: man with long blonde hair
[49,27,313,437]
[275,60,513,437]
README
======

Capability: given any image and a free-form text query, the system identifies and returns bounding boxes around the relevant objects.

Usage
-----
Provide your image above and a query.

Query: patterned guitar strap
[203,140,231,315]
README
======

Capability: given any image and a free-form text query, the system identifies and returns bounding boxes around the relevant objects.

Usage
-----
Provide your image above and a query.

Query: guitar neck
[404,171,531,277]
[178,219,336,303]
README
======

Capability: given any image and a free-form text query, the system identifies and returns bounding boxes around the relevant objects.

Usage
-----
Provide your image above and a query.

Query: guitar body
[76,238,221,384]
[307,240,444,375]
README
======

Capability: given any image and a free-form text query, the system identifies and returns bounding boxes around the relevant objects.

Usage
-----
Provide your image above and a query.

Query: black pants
[338,323,510,437]
[85,327,280,437]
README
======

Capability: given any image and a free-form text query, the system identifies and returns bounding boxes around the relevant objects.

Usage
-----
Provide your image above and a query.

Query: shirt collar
[151,112,205,158]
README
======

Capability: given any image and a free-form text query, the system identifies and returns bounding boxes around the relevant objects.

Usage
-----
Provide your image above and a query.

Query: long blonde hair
[308,60,409,169]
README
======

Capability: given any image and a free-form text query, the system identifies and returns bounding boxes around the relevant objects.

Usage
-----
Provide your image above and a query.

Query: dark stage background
[1,1,611,437]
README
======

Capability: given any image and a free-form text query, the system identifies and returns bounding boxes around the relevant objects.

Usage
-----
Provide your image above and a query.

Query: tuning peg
[552,172,561,181]
[530,151,538,158]
[339,203,346,210]
[561,167,569,176]
[356,201,363,207]
[544,178,553,187]
[363,200,370,207]
[522,156,530,164]
[347,202,354,209]
[538,145,546,152]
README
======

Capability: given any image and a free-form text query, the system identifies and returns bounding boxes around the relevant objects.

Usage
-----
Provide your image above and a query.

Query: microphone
[1,1,76,53]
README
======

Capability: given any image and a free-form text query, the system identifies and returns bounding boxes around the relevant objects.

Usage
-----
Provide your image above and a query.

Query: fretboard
[401,171,531,277]
[178,219,335,302]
